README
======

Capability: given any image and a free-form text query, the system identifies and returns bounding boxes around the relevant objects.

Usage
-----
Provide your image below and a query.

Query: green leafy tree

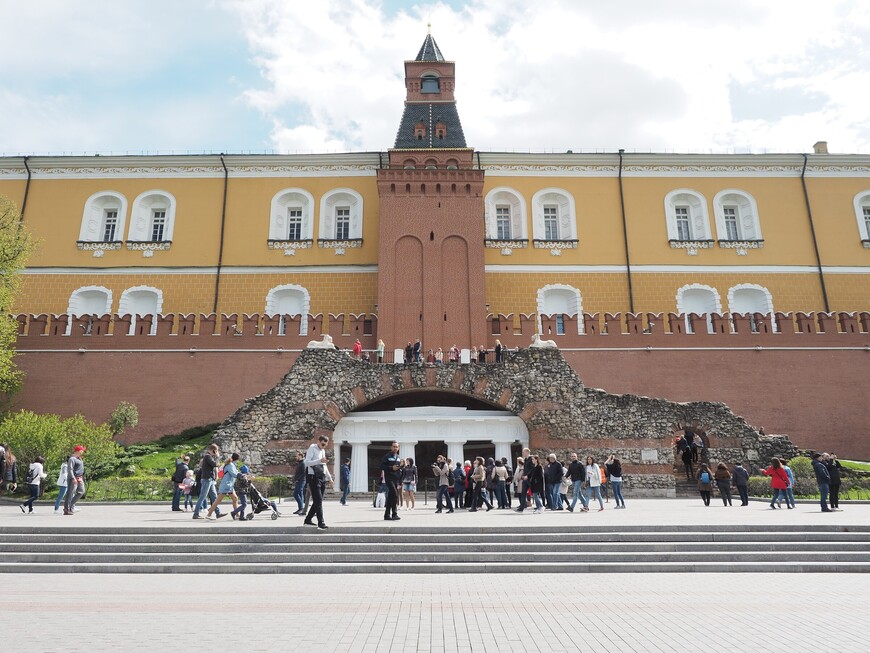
[0,410,121,480]
[109,401,139,437]
[0,196,35,395]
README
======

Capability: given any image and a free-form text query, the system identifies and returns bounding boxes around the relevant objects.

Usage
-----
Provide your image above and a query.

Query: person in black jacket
[732,462,750,506]
[606,454,625,509]
[825,453,843,510]
[566,452,587,512]
[193,444,224,520]
[544,454,563,510]
[811,453,832,513]
[381,441,403,521]
[171,455,190,512]
[292,451,307,515]
[528,455,545,514]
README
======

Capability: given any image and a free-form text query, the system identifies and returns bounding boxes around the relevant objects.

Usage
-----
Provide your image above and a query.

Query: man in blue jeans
[193,444,224,519]
[339,458,351,505]
[292,451,306,514]
[812,452,833,513]
[566,452,588,512]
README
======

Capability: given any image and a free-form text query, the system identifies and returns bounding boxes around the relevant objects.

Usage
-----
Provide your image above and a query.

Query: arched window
[728,284,775,333]
[713,189,762,242]
[421,74,440,94]
[319,188,364,241]
[269,188,315,241]
[128,190,176,243]
[484,187,527,241]
[676,284,721,334]
[118,286,163,335]
[531,188,577,243]
[66,286,112,335]
[664,189,712,243]
[853,191,870,245]
[537,284,583,335]
[265,284,311,336]
[79,191,128,243]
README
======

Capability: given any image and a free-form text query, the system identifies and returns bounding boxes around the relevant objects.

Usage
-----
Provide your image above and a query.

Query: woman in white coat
[583,455,605,512]
[54,461,68,513]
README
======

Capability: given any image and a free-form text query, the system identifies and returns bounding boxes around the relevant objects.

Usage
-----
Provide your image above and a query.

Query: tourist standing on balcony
[404,342,413,364]
[352,339,362,358]
[732,462,750,506]
[381,441,403,521]
[413,339,422,363]
[811,453,832,513]
[292,451,307,515]
[494,339,503,363]
[304,435,332,529]
[376,339,385,363]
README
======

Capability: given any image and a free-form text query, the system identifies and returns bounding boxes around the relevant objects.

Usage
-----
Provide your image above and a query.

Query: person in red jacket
[352,339,362,358]
[760,458,790,509]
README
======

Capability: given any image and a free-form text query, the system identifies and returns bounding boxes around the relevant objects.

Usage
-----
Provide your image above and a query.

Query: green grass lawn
[840,460,870,472]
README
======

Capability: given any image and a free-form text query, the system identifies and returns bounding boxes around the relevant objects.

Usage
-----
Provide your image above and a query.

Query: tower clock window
[421,75,439,93]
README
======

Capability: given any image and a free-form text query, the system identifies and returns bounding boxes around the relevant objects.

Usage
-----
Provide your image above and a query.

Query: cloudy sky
[1,0,868,156]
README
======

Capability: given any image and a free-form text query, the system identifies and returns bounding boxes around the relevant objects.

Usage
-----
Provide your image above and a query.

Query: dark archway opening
[354,389,503,413]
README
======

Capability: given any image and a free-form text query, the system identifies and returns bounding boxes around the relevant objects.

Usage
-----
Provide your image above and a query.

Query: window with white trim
[129,190,176,243]
[496,206,512,239]
[531,189,577,242]
[319,189,364,241]
[536,284,583,335]
[102,210,119,242]
[676,284,721,334]
[335,207,350,240]
[728,284,775,333]
[118,286,163,336]
[664,190,711,242]
[484,188,527,241]
[712,189,761,241]
[265,284,310,336]
[854,192,870,243]
[864,207,870,238]
[79,191,128,244]
[287,208,303,241]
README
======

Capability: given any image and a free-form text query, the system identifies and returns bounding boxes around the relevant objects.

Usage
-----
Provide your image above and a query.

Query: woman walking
[20,456,47,514]
[53,459,68,514]
[528,455,545,514]
[714,463,733,506]
[1,445,17,497]
[469,457,493,512]
[492,459,509,508]
[206,452,240,520]
[401,457,418,510]
[760,458,790,509]
[697,463,714,506]
[606,455,626,509]
[583,456,605,512]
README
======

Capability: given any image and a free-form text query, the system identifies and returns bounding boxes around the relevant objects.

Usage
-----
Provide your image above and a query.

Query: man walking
[171,455,190,512]
[381,441,402,521]
[432,454,454,513]
[515,448,533,513]
[812,452,833,513]
[566,452,587,513]
[452,461,466,509]
[339,458,351,505]
[192,444,223,520]
[732,462,750,506]
[544,453,563,510]
[304,435,331,529]
[292,451,307,515]
[63,445,86,516]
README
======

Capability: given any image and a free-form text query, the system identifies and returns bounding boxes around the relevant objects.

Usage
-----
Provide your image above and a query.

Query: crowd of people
[347,338,508,365]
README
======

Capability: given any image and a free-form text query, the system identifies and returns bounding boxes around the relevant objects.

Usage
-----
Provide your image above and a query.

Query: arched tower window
[435,121,447,140]
[484,187,527,241]
[319,188,364,241]
[664,189,712,242]
[421,74,440,94]
[713,189,762,241]
[676,284,721,334]
[128,190,176,243]
[265,284,311,336]
[79,191,128,243]
[537,284,583,335]
[414,122,426,140]
[118,286,163,335]
[269,188,315,241]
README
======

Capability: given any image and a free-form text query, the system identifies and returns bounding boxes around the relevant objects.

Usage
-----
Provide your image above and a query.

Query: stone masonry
[213,347,799,495]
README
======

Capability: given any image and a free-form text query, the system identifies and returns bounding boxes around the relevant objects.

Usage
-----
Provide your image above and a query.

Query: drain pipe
[20,155,32,222]
[618,149,635,313]
[800,153,830,313]
[212,154,229,315]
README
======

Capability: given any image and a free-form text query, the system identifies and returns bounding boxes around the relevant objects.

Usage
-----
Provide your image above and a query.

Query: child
[181,469,196,511]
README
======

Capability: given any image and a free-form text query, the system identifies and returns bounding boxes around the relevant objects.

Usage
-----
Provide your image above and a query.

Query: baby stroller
[247,482,279,520]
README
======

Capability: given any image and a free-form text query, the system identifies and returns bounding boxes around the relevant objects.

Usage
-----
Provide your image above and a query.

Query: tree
[0,196,35,395]
[109,401,139,437]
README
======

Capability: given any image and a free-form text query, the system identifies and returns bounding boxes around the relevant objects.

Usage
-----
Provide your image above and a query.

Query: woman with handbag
[20,456,47,514]
[760,458,790,509]
[206,452,241,520]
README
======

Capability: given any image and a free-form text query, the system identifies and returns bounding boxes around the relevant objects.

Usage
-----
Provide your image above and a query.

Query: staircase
[1,524,868,573]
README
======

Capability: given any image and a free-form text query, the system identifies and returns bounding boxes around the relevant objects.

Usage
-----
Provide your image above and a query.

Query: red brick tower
[376,32,486,353]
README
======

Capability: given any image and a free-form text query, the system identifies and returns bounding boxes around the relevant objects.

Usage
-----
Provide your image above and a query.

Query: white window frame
[265,284,311,336]
[853,191,870,242]
[713,189,762,241]
[675,283,721,334]
[531,188,577,242]
[484,187,527,241]
[536,284,583,335]
[150,209,167,242]
[66,286,113,335]
[128,190,176,242]
[79,191,128,242]
[664,189,712,241]
[727,283,776,333]
[335,206,351,240]
[319,188,363,241]
[118,285,163,336]
[270,188,315,241]
[495,205,512,240]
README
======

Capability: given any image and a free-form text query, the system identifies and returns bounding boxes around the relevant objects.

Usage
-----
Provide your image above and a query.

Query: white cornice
[22,265,379,275]
[486,264,870,274]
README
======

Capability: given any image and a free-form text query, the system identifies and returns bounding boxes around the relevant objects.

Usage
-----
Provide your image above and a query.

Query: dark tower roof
[415,33,445,62]
[394,105,466,149]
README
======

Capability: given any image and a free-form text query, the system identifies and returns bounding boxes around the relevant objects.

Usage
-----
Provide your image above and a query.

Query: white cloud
[230,0,870,153]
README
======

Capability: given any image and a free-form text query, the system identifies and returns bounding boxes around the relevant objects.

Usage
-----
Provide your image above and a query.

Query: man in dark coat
[812,452,832,513]
[171,455,190,511]
[381,441,403,521]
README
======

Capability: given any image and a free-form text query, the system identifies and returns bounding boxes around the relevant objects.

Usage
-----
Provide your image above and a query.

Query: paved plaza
[2,499,868,651]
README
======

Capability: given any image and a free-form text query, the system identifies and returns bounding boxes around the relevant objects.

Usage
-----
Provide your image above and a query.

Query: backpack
[25,465,37,484]
[700,471,710,484]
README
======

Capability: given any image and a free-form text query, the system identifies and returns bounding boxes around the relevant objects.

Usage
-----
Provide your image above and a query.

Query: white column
[446,440,466,466]
[350,441,370,493]
[399,441,417,464]
[394,348,405,363]
[460,349,471,364]
[493,440,513,464]
[331,439,342,495]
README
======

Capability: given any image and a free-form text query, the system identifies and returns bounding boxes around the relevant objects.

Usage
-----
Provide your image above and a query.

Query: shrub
[109,402,139,437]
[0,410,121,480]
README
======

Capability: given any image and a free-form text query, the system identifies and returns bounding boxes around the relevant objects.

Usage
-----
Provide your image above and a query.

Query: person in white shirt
[583,455,605,512]
[20,456,48,514]
[303,435,332,530]
[54,461,68,513]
